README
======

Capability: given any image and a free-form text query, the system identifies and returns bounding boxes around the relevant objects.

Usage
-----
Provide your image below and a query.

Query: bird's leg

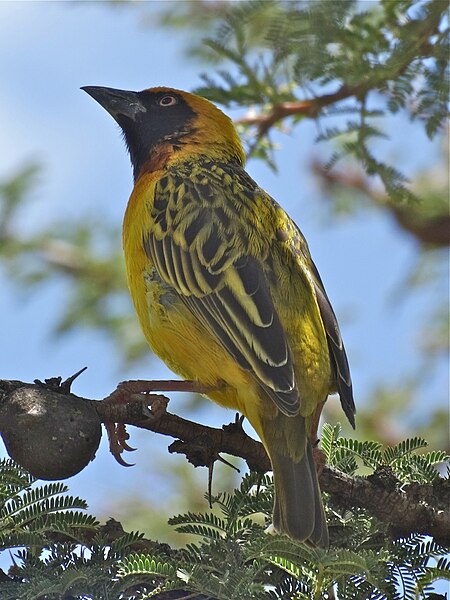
[102,379,220,466]
[309,400,327,477]
[108,379,219,396]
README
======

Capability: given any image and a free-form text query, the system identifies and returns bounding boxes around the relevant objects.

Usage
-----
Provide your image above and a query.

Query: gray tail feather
[271,440,329,547]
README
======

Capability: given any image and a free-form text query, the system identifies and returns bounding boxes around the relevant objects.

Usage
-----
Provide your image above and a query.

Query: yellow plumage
[84,85,355,547]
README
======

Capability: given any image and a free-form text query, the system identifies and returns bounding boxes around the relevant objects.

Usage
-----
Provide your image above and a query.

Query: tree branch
[312,159,450,247]
[235,84,362,139]
[235,8,441,151]
[0,378,448,546]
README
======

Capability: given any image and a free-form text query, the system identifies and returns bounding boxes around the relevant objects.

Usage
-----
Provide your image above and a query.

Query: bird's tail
[269,438,329,547]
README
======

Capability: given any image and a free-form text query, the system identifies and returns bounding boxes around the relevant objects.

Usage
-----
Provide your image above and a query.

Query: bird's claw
[113,451,135,468]
[105,422,136,467]
[120,438,137,453]
[116,423,136,452]
[102,378,217,467]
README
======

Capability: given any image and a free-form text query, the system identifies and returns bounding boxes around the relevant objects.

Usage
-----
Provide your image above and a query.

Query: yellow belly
[142,266,265,415]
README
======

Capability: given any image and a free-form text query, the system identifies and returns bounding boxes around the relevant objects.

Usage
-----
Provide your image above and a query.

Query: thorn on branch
[33,366,88,394]
[169,434,240,508]
[60,366,88,393]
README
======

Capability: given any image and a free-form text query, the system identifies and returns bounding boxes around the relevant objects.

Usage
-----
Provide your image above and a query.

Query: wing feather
[287,217,356,429]
[312,277,355,428]
[145,166,300,416]
[184,273,298,414]
[170,242,191,296]
[146,162,355,425]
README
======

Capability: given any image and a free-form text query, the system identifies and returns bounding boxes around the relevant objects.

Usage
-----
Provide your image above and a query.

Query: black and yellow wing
[145,159,355,427]
[311,266,355,428]
[144,160,300,416]
[292,223,355,427]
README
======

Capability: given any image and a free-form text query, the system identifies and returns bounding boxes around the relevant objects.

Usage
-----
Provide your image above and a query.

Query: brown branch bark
[0,377,449,546]
[312,160,450,247]
[235,84,361,137]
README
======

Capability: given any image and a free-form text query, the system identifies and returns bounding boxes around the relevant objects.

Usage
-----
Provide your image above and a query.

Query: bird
[82,85,355,547]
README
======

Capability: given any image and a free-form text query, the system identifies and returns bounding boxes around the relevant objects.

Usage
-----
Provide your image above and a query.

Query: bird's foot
[102,383,138,467]
[103,379,220,466]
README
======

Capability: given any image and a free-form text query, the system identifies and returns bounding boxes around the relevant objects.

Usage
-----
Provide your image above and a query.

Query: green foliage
[0,428,448,599]
[188,0,448,202]
[117,472,449,599]
[321,423,449,483]
[0,459,144,599]
[0,458,97,551]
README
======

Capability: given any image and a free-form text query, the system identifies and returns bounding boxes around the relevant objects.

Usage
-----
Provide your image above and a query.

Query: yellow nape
[145,86,246,166]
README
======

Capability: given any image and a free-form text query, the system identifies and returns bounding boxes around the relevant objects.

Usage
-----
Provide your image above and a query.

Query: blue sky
[0,1,448,584]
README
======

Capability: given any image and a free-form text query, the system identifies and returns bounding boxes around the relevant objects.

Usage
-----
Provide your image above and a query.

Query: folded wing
[145,166,300,416]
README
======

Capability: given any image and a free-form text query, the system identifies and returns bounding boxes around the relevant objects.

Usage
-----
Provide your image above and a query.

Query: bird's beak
[81,86,147,121]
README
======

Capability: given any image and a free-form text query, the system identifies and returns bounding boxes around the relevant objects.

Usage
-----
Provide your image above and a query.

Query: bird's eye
[159,95,178,107]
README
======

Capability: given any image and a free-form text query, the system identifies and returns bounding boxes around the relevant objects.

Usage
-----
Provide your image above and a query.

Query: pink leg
[103,379,222,466]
